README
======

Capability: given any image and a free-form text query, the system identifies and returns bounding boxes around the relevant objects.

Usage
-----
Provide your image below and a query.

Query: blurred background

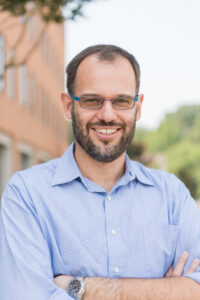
[0,0,200,201]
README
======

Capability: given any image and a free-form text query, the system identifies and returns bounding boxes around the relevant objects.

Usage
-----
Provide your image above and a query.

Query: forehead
[74,54,136,96]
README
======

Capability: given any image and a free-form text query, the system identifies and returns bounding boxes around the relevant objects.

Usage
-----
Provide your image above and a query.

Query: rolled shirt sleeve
[0,173,71,300]
[171,175,200,283]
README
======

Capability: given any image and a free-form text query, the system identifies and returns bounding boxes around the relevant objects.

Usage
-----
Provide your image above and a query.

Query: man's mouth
[90,127,122,142]
[94,128,118,135]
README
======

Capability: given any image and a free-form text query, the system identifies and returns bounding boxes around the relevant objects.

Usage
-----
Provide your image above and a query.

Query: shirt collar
[51,142,83,186]
[52,142,155,187]
[125,154,155,186]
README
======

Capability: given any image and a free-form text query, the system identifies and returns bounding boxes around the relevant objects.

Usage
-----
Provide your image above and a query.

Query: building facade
[0,11,68,198]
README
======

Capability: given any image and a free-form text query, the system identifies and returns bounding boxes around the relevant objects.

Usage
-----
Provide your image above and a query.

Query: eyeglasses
[70,93,139,110]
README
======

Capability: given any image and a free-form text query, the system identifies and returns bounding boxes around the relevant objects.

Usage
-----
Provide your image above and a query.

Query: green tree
[166,140,200,199]
[132,105,200,200]
[147,105,200,153]
[0,0,97,23]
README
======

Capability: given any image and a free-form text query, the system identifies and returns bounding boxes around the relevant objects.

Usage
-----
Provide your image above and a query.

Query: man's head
[66,44,141,95]
[61,44,144,162]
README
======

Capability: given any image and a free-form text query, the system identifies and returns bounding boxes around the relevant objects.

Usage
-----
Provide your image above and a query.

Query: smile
[94,128,118,134]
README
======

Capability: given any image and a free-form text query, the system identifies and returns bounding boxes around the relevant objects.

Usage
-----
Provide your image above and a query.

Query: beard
[71,107,137,162]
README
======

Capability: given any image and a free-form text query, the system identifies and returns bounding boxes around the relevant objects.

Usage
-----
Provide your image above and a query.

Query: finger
[186,259,200,274]
[165,265,173,278]
[172,251,189,277]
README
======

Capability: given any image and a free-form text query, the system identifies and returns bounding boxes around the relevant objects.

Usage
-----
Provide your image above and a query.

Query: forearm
[55,276,200,300]
[85,276,200,300]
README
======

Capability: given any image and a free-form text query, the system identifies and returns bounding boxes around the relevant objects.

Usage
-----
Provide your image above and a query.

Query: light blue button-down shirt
[1,142,200,299]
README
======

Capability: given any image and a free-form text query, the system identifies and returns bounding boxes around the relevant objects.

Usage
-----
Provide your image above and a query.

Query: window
[0,36,5,91]
[6,50,15,99]
[18,143,34,170]
[27,16,36,39]
[37,151,50,164]
[7,66,15,100]
[28,74,35,113]
[0,133,12,200]
[19,16,26,24]
[19,153,31,170]
[19,64,27,107]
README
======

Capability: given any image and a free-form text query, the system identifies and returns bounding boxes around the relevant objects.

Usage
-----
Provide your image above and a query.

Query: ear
[61,92,72,120]
[136,94,144,121]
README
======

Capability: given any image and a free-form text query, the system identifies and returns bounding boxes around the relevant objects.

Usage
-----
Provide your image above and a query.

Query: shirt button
[114,267,119,273]
[111,229,116,235]
[108,195,112,201]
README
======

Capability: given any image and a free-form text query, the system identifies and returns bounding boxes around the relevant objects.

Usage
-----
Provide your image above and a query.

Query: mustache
[86,120,126,130]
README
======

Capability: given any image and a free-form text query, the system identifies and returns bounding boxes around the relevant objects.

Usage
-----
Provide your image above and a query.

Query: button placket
[114,267,119,273]
[105,193,121,277]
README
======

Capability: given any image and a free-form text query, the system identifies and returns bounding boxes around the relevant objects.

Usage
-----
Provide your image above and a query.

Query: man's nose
[97,100,117,122]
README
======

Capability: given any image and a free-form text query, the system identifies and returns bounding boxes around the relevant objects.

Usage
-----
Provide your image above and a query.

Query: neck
[74,142,126,193]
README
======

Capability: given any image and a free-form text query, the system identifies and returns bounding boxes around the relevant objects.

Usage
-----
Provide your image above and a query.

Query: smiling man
[1,45,200,300]
[67,53,140,166]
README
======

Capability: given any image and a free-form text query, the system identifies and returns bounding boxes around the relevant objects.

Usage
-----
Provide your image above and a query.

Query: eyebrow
[117,94,136,99]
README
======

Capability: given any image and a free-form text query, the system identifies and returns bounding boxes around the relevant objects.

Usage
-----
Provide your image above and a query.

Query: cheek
[74,109,97,129]
[121,111,137,125]
[80,111,99,125]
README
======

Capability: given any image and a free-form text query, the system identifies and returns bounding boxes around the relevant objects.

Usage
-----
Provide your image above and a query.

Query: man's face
[67,55,143,162]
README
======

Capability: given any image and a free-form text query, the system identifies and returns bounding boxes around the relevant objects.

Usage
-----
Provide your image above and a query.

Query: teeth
[95,129,117,134]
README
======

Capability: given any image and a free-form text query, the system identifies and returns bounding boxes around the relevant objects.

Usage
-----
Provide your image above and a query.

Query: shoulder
[129,159,180,188]
[3,158,60,201]
[21,158,59,182]
[130,160,196,219]
[129,159,192,204]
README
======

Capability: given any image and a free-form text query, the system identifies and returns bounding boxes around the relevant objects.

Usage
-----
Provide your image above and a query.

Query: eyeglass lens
[79,96,135,110]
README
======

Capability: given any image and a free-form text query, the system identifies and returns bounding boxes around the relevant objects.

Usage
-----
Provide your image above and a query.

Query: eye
[83,98,100,103]
[114,98,131,104]
[80,97,103,108]
[118,98,129,102]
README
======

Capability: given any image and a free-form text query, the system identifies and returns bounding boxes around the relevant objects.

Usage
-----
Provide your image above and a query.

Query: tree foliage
[166,140,200,199]
[146,105,200,153]
[133,105,200,200]
[0,0,97,22]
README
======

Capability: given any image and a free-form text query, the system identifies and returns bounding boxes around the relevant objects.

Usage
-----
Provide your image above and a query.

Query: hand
[54,274,71,290]
[54,252,200,290]
[165,251,200,277]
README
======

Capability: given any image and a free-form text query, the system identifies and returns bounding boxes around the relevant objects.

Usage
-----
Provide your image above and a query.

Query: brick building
[0,12,68,197]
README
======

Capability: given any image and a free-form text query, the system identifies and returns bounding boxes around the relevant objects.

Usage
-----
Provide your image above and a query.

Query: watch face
[68,279,81,296]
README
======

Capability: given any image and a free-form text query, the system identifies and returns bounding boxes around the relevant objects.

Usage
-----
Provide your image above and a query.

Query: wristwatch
[66,276,85,300]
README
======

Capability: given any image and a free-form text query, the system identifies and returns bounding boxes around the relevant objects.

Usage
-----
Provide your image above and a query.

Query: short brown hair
[66,44,141,94]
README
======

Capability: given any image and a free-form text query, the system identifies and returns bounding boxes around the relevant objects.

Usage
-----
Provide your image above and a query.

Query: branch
[0,12,12,27]
[1,8,40,67]
[12,19,28,51]
[0,7,37,33]
[1,17,28,67]
[0,19,19,33]
[0,18,48,79]
[17,22,48,65]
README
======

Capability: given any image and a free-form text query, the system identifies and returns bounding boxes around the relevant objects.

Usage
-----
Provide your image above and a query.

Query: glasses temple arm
[69,93,80,101]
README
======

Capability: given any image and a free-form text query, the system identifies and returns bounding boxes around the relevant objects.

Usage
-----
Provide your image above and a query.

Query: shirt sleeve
[0,173,72,300]
[171,175,200,283]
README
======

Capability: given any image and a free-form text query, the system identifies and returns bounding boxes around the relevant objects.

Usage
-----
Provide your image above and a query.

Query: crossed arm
[54,252,200,300]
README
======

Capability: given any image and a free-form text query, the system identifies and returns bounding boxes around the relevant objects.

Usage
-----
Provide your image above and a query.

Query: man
[0,45,200,300]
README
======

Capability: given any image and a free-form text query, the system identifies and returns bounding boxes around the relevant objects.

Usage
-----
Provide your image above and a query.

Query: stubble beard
[71,106,137,162]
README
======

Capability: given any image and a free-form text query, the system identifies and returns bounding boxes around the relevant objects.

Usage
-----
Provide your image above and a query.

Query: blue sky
[64,0,200,128]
